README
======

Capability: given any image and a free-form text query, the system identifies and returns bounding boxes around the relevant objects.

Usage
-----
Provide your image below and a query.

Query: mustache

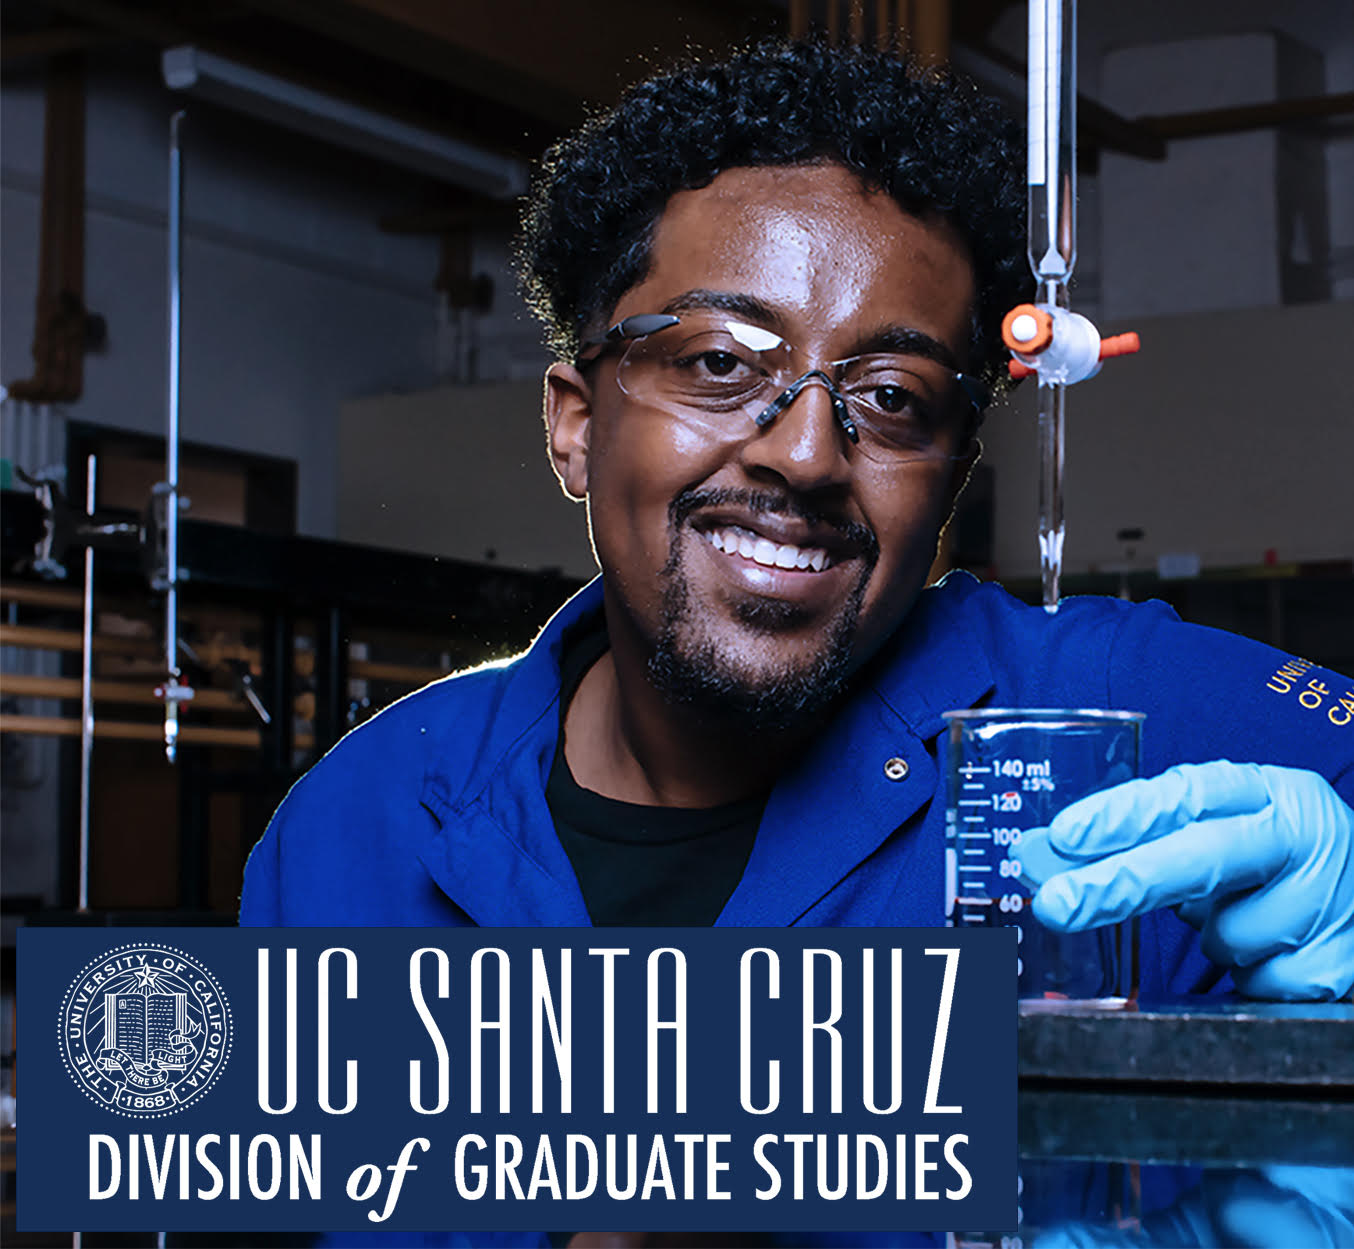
[668,487,879,563]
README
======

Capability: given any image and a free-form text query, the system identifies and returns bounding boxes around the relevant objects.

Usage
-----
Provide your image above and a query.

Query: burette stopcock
[1002,302,1140,386]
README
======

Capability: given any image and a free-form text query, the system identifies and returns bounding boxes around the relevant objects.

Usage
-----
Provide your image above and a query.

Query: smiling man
[242,41,1354,1004]
[548,162,981,810]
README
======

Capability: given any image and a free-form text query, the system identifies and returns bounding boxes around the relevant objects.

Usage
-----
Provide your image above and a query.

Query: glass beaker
[942,708,1144,1004]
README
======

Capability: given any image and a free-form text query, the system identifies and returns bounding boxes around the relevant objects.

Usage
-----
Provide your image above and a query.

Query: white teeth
[753,538,778,566]
[704,527,831,572]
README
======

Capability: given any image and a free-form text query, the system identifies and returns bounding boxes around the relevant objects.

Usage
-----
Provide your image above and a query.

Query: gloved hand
[1017,761,1354,1000]
[1029,1165,1354,1248]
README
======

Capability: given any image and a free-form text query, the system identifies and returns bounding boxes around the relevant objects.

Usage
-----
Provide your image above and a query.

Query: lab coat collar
[418,581,602,926]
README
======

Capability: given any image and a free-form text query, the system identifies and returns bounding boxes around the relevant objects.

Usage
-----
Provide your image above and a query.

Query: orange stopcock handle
[1099,331,1141,360]
[1002,304,1140,383]
[1002,304,1053,355]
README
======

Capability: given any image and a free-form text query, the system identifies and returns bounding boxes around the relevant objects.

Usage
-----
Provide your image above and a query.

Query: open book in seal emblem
[59,943,232,1117]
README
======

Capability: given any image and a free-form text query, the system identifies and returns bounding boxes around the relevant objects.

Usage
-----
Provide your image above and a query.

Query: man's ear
[544,362,593,501]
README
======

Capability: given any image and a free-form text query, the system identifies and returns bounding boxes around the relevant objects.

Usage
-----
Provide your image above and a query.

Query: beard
[644,488,878,733]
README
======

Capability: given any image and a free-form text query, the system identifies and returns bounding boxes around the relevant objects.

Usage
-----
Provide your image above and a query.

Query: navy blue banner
[20,928,1015,1234]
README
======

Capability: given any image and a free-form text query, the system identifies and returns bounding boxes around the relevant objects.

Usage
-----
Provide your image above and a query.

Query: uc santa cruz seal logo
[59,943,232,1117]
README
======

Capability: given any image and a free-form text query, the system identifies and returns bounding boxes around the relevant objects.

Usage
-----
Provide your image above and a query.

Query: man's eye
[671,347,758,382]
[698,350,742,376]
[853,382,930,423]
[869,384,916,414]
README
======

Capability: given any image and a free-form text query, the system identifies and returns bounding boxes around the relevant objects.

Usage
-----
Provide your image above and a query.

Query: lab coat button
[883,757,910,781]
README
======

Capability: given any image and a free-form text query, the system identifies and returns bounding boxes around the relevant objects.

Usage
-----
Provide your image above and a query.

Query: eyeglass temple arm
[579,313,682,351]
[955,373,990,413]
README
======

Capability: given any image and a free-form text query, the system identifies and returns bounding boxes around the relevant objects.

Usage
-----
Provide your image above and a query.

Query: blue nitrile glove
[1017,761,1354,1001]
[1030,1165,1354,1248]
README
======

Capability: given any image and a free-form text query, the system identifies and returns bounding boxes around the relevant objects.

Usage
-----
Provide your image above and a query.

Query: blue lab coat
[239,573,1354,1249]
[240,572,1354,1000]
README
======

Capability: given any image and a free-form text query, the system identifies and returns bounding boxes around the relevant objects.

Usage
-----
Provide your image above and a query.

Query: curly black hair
[516,38,1030,397]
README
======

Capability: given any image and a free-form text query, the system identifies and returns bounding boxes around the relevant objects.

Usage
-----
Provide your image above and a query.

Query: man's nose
[739,375,854,491]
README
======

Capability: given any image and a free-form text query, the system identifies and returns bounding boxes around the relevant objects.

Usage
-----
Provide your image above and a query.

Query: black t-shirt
[545,622,765,926]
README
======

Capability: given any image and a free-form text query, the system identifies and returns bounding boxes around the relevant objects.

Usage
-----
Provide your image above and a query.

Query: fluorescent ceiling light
[162,45,529,199]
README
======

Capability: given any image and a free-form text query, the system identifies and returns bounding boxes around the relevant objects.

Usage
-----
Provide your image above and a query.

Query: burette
[1004,0,1139,611]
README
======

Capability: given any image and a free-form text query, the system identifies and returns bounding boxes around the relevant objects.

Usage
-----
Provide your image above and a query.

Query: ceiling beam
[37,0,550,171]
[238,0,780,125]
[40,0,192,47]
[230,0,585,126]
[1138,92,1354,141]
[0,25,120,63]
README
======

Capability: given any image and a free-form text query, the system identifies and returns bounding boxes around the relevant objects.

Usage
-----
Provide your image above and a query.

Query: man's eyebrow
[849,326,964,373]
[659,289,783,327]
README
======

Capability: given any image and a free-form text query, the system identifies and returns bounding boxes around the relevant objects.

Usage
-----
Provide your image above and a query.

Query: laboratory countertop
[1001,1001,1354,1245]
[1019,1085,1352,1169]
[1006,1083,1353,1246]
[1018,998,1354,1088]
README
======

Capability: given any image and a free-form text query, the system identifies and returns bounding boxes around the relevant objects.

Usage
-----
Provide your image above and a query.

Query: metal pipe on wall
[77,453,95,912]
[160,110,186,762]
